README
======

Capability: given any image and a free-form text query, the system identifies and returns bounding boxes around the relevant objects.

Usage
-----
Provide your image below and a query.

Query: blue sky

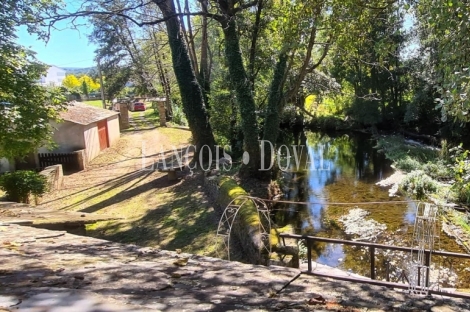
[16,20,98,68]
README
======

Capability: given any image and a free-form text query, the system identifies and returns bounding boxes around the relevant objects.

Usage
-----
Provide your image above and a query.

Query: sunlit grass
[83,100,106,109]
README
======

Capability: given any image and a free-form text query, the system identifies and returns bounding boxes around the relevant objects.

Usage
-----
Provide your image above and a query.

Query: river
[273,131,470,290]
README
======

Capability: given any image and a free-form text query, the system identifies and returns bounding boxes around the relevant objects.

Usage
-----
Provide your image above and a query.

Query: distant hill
[62,67,97,76]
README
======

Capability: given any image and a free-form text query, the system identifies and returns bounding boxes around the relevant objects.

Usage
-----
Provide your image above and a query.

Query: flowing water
[273,131,470,290]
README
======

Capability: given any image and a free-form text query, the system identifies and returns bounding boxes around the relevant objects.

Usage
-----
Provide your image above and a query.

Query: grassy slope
[40,127,224,257]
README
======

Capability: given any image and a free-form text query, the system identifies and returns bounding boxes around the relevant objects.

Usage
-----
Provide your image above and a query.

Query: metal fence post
[307,238,312,273]
[370,246,375,280]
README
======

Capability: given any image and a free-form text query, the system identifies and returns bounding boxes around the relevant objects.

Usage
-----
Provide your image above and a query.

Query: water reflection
[273,131,469,287]
[275,132,405,267]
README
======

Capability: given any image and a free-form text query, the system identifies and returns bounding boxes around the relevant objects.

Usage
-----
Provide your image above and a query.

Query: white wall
[83,123,100,162]
[107,115,120,147]
[0,158,14,173]
[39,120,86,154]
[39,66,66,86]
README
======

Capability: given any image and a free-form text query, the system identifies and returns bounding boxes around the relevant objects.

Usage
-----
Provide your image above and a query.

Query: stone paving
[1,224,469,311]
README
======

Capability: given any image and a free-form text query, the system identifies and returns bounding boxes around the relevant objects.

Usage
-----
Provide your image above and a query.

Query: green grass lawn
[129,107,158,119]
[83,100,107,109]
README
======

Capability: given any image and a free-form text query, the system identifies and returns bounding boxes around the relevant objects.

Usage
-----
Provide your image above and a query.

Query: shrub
[422,160,453,180]
[171,104,188,126]
[449,145,470,204]
[0,170,48,204]
[375,136,439,164]
[395,156,422,172]
[400,170,438,199]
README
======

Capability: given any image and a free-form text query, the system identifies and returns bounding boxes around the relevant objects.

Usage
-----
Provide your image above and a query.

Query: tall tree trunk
[248,0,264,90]
[221,17,261,176]
[175,0,199,75]
[262,52,288,164]
[155,0,216,154]
[150,29,173,118]
[199,0,211,109]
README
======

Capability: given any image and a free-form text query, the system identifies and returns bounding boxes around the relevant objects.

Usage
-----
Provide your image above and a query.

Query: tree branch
[233,0,259,14]
[41,9,223,29]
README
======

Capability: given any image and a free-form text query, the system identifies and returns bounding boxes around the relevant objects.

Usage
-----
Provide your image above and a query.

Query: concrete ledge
[1,224,468,311]
[40,164,64,192]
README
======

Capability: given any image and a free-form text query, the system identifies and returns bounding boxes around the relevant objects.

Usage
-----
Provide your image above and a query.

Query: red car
[133,102,146,111]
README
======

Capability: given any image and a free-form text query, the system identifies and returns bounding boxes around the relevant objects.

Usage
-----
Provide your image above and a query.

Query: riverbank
[374,134,470,250]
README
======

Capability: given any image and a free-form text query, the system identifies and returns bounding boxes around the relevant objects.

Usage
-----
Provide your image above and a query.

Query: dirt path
[39,123,220,256]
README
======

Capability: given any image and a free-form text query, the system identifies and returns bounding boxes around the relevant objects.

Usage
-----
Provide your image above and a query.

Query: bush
[0,170,48,204]
[395,156,422,172]
[422,160,453,180]
[400,170,438,199]
[449,145,470,204]
[171,104,188,126]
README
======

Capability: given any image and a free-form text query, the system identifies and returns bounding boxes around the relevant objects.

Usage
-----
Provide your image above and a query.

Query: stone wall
[204,175,269,265]
[40,164,64,192]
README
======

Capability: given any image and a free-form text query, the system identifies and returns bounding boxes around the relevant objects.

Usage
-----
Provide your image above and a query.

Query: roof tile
[60,102,119,125]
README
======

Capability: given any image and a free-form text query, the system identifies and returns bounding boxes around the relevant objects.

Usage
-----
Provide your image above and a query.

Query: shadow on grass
[89,174,220,256]
[42,147,191,211]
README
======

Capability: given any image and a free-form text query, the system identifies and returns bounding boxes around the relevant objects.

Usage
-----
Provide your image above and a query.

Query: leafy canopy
[0,0,66,160]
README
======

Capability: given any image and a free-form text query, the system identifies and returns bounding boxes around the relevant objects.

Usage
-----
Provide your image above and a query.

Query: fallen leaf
[307,295,326,305]
[171,272,182,278]
[173,257,189,266]
[2,241,23,249]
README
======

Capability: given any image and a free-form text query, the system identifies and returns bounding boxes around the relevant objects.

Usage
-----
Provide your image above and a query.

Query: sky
[16,20,98,69]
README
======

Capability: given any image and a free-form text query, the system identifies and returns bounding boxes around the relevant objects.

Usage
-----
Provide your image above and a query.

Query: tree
[415,0,470,123]
[208,0,387,175]
[79,75,100,98]
[331,4,407,127]
[62,74,81,90]
[0,0,65,160]
[79,75,100,92]
[154,0,216,154]
[62,0,217,154]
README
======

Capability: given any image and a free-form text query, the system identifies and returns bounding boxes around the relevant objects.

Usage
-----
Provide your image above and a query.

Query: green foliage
[375,136,439,172]
[208,75,236,143]
[308,116,350,131]
[0,170,48,203]
[305,81,354,118]
[0,0,66,160]
[395,156,422,172]
[171,104,187,126]
[331,4,408,127]
[449,145,470,204]
[416,0,470,123]
[400,170,438,200]
[0,49,66,159]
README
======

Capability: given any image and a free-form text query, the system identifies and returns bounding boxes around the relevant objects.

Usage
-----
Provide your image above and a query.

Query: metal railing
[279,233,470,299]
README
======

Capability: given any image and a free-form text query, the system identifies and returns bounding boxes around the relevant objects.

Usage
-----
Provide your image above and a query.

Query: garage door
[97,120,109,151]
